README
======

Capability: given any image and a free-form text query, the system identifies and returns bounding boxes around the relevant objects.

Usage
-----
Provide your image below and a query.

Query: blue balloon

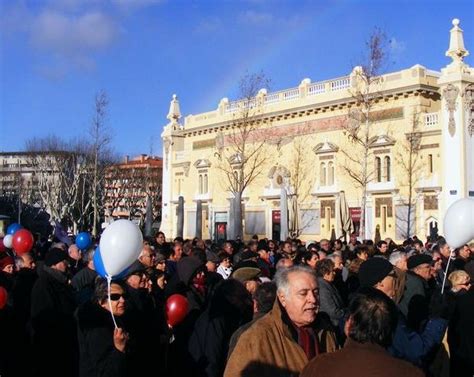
[7,223,23,235]
[76,232,92,250]
[93,247,129,280]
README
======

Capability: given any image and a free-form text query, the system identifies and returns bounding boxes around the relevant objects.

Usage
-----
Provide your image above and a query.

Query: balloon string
[441,249,453,295]
[106,275,118,329]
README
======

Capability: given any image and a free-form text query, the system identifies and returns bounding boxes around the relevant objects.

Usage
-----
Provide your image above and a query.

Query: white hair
[274,265,315,298]
[389,251,406,267]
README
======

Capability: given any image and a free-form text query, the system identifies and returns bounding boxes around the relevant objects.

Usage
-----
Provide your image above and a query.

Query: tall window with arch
[328,161,335,186]
[320,162,327,186]
[384,156,391,182]
[375,157,382,182]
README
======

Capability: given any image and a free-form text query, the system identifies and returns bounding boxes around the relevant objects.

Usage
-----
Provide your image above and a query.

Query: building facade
[104,155,163,227]
[161,20,474,242]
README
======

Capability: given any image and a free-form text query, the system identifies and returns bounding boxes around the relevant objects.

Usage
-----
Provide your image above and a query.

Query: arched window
[328,161,334,185]
[204,174,208,194]
[375,157,382,182]
[384,156,391,182]
[199,174,203,194]
[320,162,327,186]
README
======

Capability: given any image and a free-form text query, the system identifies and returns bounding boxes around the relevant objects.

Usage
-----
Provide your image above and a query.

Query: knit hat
[45,248,68,267]
[359,258,394,288]
[407,254,432,270]
[0,254,14,270]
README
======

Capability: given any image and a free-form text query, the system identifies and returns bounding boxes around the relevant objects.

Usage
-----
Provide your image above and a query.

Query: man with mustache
[224,265,337,377]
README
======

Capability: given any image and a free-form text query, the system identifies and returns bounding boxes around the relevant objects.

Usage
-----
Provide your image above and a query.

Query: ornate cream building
[161,19,474,242]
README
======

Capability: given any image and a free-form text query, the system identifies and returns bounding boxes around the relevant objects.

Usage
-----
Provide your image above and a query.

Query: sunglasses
[110,293,126,301]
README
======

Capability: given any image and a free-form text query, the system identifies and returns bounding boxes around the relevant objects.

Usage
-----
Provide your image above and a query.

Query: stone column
[176,196,184,238]
[195,200,202,239]
[438,19,474,231]
[280,188,289,241]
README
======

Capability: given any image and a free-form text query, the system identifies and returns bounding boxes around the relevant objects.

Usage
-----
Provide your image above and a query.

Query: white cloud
[389,37,406,55]
[239,10,273,25]
[195,17,222,33]
[31,10,117,54]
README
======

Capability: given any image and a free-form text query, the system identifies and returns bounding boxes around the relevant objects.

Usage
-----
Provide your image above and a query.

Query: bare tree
[341,28,389,238]
[215,72,273,238]
[395,111,423,239]
[89,90,112,236]
[24,136,89,231]
[285,128,316,237]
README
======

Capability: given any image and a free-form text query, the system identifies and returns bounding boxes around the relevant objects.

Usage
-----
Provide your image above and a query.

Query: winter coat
[317,277,346,327]
[224,299,337,377]
[76,301,127,377]
[188,280,253,377]
[301,339,424,377]
[30,265,78,377]
[448,289,474,376]
[71,267,98,305]
[389,310,447,368]
[399,271,430,330]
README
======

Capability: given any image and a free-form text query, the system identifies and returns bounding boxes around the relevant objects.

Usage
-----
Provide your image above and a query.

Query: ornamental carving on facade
[464,83,474,137]
[183,162,191,177]
[443,84,459,137]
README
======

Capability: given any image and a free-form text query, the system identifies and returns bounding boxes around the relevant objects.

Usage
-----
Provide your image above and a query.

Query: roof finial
[446,18,469,63]
[167,94,181,123]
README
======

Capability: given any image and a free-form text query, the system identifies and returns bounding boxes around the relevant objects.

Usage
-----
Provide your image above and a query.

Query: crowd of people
[0,229,473,377]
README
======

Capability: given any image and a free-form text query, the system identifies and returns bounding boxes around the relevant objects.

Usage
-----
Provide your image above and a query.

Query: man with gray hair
[224,265,337,377]
[71,247,98,304]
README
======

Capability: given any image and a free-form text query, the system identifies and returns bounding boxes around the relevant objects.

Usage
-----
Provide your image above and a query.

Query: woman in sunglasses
[76,278,129,377]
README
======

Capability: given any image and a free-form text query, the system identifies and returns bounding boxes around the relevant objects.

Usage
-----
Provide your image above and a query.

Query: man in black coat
[30,248,78,377]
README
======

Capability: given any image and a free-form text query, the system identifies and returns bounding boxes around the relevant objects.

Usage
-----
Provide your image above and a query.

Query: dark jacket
[71,267,98,305]
[188,279,253,377]
[76,301,127,377]
[301,339,424,377]
[317,277,346,327]
[30,266,78,377]
[399,271,430,330]
[389,310,447,368]
[448,289,474,377]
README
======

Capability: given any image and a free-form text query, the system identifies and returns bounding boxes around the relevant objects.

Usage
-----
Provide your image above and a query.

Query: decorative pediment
[194,159,211,169]
[229,153,243,166]
[268,165,290,179]
[368,135,396,148]
[313,141,339,155]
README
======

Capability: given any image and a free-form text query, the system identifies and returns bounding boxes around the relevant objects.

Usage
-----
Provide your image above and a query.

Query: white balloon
[99,220,143,277]
[3,234,13,249]
[443,198,474,248]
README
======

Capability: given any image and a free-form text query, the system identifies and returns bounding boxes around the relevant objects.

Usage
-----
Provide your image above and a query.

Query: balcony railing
[424,112,439,127]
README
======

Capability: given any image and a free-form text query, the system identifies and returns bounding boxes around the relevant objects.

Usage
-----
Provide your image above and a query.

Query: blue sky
[1,0,473,157]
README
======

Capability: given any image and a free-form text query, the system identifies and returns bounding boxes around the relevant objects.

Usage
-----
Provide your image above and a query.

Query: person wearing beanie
[30,247,77,377]
[0,254,14,274]
[358,256,447,371]
[399,254,433,324]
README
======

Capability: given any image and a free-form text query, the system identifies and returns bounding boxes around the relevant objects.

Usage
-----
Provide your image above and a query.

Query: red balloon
[0,286,7,309]
[166,294,189,327]
[12,229,34,255]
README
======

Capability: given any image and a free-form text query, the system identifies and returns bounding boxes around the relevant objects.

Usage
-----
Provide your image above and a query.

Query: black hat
[407,254,432,270]
[124,260,146,278]
[359,258,394,288]
[45,248,68,267]
[240,250,258,261]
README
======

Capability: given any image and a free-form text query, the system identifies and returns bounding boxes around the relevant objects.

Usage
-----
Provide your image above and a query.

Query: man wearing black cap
[359,257,447,370]
[30,248,78,377]
[399,254,433,326]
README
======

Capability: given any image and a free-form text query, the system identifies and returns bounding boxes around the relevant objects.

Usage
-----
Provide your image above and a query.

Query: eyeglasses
[110,293,126,301]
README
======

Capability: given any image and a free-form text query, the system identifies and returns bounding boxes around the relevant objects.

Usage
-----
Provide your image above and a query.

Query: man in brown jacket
[301,287,424,377]
[224,265,337,377]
